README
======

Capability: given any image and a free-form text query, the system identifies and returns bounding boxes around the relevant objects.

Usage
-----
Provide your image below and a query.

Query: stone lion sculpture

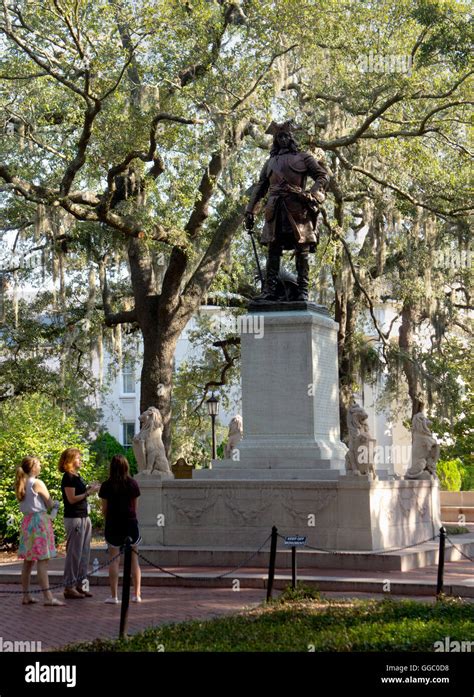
[405,411,440,480]
[132,406,173,477]
[344,402,376,478]
[224,415,243,459]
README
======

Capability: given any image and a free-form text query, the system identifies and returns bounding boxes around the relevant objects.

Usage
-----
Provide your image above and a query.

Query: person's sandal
[44,598,65,606]
[132,595,142,603]
[104,597,120,604]
[22,596,39,605]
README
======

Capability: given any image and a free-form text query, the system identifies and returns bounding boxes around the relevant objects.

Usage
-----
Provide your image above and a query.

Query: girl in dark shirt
[99,455,141,604]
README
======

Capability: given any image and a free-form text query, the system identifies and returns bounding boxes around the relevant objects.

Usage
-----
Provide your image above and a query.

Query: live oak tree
[1,0,293,448]
[1,0,472,449]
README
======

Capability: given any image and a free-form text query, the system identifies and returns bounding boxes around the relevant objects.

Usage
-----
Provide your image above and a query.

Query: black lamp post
[206,393,220,460]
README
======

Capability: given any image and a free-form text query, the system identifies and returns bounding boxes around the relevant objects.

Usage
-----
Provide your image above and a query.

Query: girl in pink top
[15,456,64,606]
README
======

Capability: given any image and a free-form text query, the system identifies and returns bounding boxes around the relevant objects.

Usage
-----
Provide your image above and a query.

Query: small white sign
[284,535,306,546]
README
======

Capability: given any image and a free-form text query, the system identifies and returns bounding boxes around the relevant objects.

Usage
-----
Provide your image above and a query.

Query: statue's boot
[254,253,280,301]
[295,251,310,301]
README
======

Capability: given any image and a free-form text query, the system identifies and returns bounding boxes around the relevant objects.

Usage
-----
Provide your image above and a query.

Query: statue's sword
[247,225,264,290]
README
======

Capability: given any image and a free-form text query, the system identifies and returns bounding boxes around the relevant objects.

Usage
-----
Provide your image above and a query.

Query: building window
[122,361,135,394]
[122,422,135,448]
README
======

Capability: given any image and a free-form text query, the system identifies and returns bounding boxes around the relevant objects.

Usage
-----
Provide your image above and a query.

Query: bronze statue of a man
[245,121,329,302]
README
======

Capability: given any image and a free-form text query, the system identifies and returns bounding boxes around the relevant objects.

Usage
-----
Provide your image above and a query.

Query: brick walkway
[0,584,266,650]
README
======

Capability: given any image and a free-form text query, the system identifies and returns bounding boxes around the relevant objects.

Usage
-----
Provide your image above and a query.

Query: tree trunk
[335,290,357,443]
[127,237,175,455]
[139,319,184,455]
[399,302,423,417]
[332,196,357,442]
[122,174,243,456]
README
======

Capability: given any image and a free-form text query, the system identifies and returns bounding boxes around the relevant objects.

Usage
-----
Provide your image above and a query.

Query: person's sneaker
[132,595,142,603]
[64,588,85,599]
[76,587,93,597]
[104,597,120,604]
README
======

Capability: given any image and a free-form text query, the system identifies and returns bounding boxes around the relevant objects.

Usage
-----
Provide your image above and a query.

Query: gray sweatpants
[63,517,92,588]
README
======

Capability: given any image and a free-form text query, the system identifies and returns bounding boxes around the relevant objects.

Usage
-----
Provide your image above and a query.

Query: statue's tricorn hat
[265,119,296,136]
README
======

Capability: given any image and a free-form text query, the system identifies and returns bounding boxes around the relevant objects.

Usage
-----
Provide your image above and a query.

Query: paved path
[0,584,266,650]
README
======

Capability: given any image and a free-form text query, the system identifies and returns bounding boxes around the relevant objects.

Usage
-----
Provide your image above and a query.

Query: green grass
[61,592,474,653]
[444,525,470,535]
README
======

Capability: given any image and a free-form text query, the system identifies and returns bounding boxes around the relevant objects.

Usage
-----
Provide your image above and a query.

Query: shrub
[444,525,469,535]
[89,431,137,479]
[0,394,98,546]
[461,464,474,491]
[277,584,321,602]
[437,458,467,491]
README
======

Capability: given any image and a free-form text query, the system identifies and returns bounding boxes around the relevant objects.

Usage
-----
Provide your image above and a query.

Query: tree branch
[52,0,84,59]
[172,5,231,93]
[0,70,48,79]
[103,309,138,327]
[193,337,240,412]
[320,208,390,356]
[104,113,204,204]
[60,100,101,195]
[231,43,298,110]
[356,101,470,145]
[313,93,405,149]
[336,152,464,219]
[98,257,137,327]
[99,35,149,101]
[412,70,473,99]
[1,2,89,100]
[185,150,225,238]
[429,128,473,158]
[0,165,53,204]
[181,199,247,317]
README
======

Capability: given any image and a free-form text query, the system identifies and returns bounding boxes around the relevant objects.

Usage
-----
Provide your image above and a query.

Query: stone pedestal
[137,476,441,551]
[136,307,441,558]
[196,309,346,480]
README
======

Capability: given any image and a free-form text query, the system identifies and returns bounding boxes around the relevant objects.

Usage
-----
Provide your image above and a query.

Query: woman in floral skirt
[15,456,64,606]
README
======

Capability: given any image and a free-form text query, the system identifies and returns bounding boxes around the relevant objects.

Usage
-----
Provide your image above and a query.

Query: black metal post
[291,545,297,590]
[211,414,217,460]
[436,526,446,599]
[119,537,132,638]
[266,526,278,601]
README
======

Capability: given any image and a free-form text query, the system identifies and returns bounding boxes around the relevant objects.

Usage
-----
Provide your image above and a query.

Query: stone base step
[62,533,474,572]
[0,569,473,598]
[89,546,421,571]
[442,507,474,522]
[194,468,342,480]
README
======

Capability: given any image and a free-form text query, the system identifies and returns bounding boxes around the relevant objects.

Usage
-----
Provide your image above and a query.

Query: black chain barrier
[0,534,274,597]
[0,549,123,596]
[133,532,272,581]
[0,528,471,603]
[276,531,440,555]
[444,533,474,563]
